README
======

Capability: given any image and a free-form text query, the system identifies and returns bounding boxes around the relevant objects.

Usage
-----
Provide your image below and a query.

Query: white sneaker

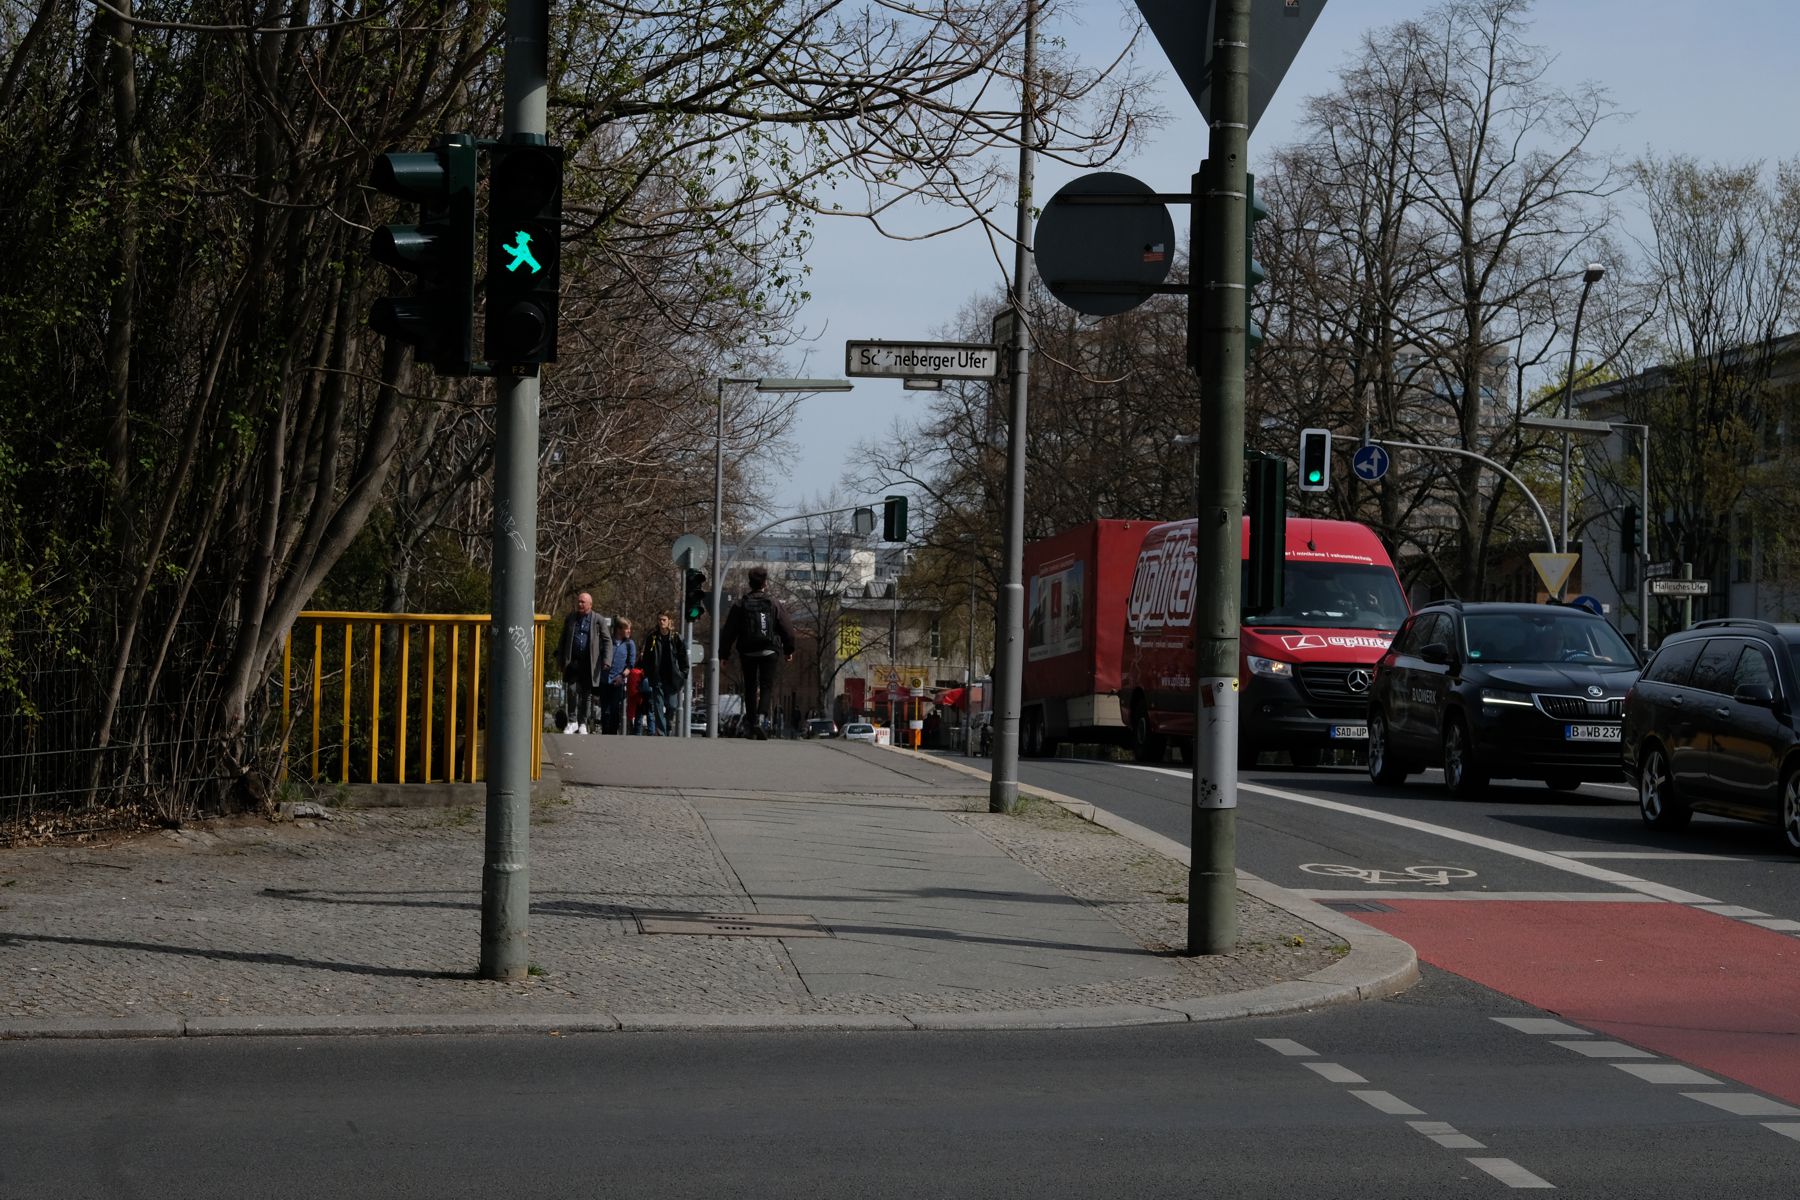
[562,722,575,735]
[578,723,589,735]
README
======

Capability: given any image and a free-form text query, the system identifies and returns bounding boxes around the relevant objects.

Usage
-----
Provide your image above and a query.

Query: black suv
[1622,619,1800,854]
[1367,601,1640,795]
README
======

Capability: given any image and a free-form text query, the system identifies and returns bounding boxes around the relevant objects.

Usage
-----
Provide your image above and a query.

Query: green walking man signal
[502,232,541,274]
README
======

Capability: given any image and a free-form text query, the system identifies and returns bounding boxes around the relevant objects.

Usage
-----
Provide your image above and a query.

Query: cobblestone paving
[0,783,1337,1022]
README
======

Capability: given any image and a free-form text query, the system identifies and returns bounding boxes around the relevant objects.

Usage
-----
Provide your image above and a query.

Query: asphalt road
[4,967,1799,1199]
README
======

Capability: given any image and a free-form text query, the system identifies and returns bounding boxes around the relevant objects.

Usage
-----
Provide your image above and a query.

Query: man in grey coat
[556,592,612,734]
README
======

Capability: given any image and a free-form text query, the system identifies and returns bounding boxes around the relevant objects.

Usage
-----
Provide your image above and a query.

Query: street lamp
[1523,413,1651,654]
[1559,263,1605,552]
[707,377,853,739]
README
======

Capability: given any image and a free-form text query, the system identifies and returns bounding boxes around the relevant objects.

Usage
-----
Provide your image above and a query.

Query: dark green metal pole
[1187,0,1250,956]
[479,0,548,981]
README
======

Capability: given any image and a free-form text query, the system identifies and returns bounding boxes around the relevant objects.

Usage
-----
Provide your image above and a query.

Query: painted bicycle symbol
[1299,863,1477,887]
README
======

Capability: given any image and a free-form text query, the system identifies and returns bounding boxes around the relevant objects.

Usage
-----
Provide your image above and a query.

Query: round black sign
[1033,172,1175,318]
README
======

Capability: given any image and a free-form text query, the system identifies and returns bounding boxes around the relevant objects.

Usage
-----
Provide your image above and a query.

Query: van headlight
[1247,656,1293,678]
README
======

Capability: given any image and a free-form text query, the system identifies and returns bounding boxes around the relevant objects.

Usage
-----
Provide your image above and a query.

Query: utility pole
[480,0,548,981]
[1187,0,1250,957]
[990,0,1036,816]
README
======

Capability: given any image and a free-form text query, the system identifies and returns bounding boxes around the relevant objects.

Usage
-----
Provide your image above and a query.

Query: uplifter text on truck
[1018,518,1410,764]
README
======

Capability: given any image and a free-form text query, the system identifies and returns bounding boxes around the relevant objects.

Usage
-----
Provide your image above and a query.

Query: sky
[765,0,1800,511]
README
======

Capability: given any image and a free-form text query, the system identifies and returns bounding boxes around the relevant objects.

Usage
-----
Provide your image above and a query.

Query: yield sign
[1135,0,1331,132]
[1530,552,1580,597]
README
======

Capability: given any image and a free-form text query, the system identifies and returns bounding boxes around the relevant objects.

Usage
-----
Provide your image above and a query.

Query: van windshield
[1241,563,1408,631]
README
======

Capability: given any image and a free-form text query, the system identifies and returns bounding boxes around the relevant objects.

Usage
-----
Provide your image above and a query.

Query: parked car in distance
[1367,601,1639,795]
[805,718,838,739]
[1622,618,1800,854]
[843,722,877,744]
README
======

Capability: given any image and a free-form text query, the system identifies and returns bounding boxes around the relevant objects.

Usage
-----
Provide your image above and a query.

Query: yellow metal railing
[279,612,551,786]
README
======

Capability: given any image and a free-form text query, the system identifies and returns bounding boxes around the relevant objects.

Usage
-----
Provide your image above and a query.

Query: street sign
[846,341,1000,380]
[1649,578,1712,597]
[1034,172,1175,317]
[1569,594,1605,616]
[1529,551,1580,597]
[1645,561,1676,579]
[670,532,707,568]
[991,307,1016,348]
[1350,443,1389,483]
[1136,0,1330,132]
[902,378,942,391]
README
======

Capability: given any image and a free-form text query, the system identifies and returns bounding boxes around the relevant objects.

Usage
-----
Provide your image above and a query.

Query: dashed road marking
[1745,917,1800,931]
[1552,1039,1655,1059]
[1554,851,1745,861]
[1467,1157,1556,1189]
[1304,1061,1367,1084]
[1350,1089,1426,1115]
[1255,1037,1317,1056]
[1765,1122,1800,1141]
[1613,1063,1721,1085]
[1683,1092,1800,1118]
[1408,1120,1486,1150]
[1492,1017,1590,1036]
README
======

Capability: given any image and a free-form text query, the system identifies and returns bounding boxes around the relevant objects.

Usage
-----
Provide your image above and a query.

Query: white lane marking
[1683,1092,1800,1117]
[1120,764,1731,907]
[1493,1017,1592,1036]
[1552,1040,1655,1059]
[1745,917,1800,932]
[1554,850,1745,861]
[1256,1037,1317,1056]
[1301,889,1659,902]
[1467,1157,1556,1189]
[1305,1061,1368,1084]
[1695,904,1772,918]
[1350,1089,1426,1115]
[1613,1063,1722,1085]
[1764,1122,1800,1141]
[1407,1120,1487,1150]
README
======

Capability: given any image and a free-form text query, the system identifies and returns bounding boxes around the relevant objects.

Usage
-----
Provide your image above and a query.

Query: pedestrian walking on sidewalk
[719,567,795,740]
[600,616,637,734]
[641,611,689,736]
[556,592,611,735]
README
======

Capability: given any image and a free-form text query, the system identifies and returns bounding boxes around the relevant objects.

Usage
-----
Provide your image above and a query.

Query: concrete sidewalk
[0,735,1415,1038]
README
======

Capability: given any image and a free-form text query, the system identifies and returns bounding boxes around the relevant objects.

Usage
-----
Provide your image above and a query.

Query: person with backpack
[719,566,796,740]
[600,615,638,735]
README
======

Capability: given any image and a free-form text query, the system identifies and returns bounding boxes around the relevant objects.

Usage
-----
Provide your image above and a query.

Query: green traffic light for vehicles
[1307,469,1322,483]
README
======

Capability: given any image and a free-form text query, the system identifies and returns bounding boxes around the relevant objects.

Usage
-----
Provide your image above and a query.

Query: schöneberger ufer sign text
[846,340,1000,380]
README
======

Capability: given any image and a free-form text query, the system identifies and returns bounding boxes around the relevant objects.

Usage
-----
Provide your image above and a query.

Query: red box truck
[1020,516,1408,764]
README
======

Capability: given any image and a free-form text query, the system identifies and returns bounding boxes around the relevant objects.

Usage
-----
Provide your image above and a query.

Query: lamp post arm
[1371,438,1558,555]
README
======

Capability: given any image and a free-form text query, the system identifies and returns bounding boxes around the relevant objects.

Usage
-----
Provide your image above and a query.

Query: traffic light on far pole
[1298,428,1331,493]
[369,133,477,374]
[1245,172,1269,353]
[1245,454,1286,614]
[684,569,708,622]
[485,141,564,367]
[882,495,908,542]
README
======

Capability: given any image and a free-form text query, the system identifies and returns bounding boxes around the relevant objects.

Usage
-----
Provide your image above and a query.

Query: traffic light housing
[684,569,708,622]
[1245,454,1287,614]
[1298,428,1331,493]
[1245,172,1268,352]
[369,133,477,374]
[882,495,908,542]
[485,141,564,367]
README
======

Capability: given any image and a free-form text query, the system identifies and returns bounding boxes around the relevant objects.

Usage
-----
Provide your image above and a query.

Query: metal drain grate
[1320,900,1397,914]
[632,912,833,938]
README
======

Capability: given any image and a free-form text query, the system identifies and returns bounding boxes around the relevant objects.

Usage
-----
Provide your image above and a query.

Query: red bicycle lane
[1350,899,1800,1106]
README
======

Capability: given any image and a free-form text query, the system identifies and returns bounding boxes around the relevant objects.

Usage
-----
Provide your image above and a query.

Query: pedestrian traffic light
[1245,454,1287,614]
[1298,428,1331,493]
[684,569,708,622]
[1620,503,1639,589]
[1245,172,1268,353]
[882,495,908,542]
[485,141,564,367]
[368,132,477,374]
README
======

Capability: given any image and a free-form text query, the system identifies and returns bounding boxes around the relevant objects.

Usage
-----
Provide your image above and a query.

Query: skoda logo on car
[1586,684,1605,699]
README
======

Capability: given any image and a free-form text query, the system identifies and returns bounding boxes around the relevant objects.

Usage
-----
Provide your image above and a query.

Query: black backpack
[738,593,776,654]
